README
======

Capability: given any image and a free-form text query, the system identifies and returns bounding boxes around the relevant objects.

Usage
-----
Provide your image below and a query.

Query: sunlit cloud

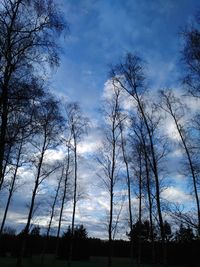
[162,186,193,204]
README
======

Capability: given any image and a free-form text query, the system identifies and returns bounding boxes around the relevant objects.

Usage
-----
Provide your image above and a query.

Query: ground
[0,256,154,267]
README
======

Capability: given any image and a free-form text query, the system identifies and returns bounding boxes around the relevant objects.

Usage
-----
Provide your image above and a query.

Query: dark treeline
[0,223,199,266]
[0,1,200,267]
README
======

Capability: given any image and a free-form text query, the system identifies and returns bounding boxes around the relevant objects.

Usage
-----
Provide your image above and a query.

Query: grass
[0,255,151,267]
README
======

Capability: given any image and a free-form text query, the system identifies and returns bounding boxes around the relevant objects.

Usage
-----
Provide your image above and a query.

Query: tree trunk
[138,152,142,266]
[0,140,23,235]
[173,114,200,236]
[119,122,134,261]
[144,146,156,264]
[136,96,166,265]
[40,168,63,267]
[0,0,21,191]
[16,139,46,267]
[55,147,70,259]
[68,133,78,267]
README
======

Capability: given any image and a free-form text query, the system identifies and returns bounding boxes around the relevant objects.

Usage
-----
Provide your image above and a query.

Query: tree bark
[0,140,23,235]
[119,122,134,261]
[16,136,46,267]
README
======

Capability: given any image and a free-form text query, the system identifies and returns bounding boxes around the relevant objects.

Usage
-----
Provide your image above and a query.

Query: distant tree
[60,225,89,261]
[128,220,153,243]
[64,224,88,240]
[2,226,16,236]
[175,224,195,243]
[30,225,40,236]
[163,221,173,242]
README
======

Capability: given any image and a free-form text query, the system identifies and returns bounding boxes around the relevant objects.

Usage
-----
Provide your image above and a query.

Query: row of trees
[0,1,90,267]
[1,221,199,266]
[0,1,200,267]
[97,13,200,267]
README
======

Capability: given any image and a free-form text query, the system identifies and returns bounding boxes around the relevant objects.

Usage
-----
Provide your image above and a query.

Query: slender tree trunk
[135,96,166,265]
[0,143,12,191]
[16,139,46,267]
[0,140,23,235]
[68,133,78,267]
[144,147,156,264]
[119,123,134,261]
[108,182,114,267]
[107,105,118,267]
[40,168,63,267]
[173,114,200,236]
[55,148,70,259]
[0,87,9,191]
[115,71,166,263]
[47,173,63,238]
[138,131,156,265]
[138,152,142,266]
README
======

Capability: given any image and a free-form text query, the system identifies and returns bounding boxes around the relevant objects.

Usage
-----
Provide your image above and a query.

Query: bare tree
[16,94,63,267]
[55,144,72,259]
[0,136,24,235]
[64,102,89,267]
[0,0,66,192]
[0,85,42,234]
[159,89,200,236]
[39,166,63,267]
[110,53,167,264]
[134,142,143,266]
[133,117,156,264]
[97,85,122,267]
[118,116,135,260]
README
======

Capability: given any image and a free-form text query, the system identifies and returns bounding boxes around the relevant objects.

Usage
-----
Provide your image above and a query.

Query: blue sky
[51,0,199,114]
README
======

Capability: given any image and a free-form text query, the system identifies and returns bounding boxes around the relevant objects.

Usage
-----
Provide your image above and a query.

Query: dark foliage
[59,225,89,261]
[0,225,200,266]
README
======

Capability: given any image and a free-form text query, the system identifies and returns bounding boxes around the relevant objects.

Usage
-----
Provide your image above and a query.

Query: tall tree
[118,112,134,260]
[0,0,65,191]
[55,145,72,259]
[160,89,200,236]
[64,102,89,267]
[40,166,63,267]
[134,119,156,264]
[97,84,122,267]
[16,94,63,267]
[110,53,167,264]
[0,136,24,235]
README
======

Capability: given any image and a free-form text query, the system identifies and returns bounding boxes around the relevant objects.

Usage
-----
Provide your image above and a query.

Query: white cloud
[162,186,192,204]
[43,148,66,163]
[164,117,181,141]
[103,78,135,111]
[78,139,100,154]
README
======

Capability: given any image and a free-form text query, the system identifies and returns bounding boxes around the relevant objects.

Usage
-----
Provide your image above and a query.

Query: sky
[1,0,200,239]
[51,0,199,111]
